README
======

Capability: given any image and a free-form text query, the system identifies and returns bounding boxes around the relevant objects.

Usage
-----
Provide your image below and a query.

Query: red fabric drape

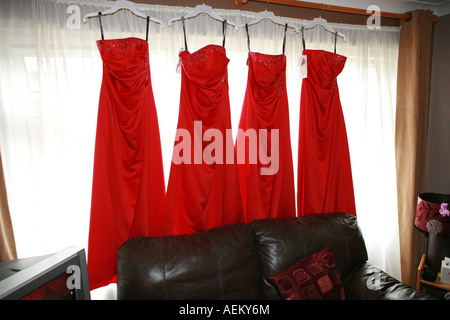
[297,50,356,217]
[88,38,165,290]
[161,45,244,235]
[236,52,296,222]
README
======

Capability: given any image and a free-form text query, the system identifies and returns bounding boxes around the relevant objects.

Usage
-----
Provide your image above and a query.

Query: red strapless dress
[161,45,244,235]
[88,37,165,290]
[235,52,296,222]
[297,49,356,217]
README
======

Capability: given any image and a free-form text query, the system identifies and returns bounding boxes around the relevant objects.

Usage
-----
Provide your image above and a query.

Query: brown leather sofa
[117,212,434,300]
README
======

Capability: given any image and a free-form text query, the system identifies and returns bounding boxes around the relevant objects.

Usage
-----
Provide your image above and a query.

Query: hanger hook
[320,3,324,18]
[266,0,269,11]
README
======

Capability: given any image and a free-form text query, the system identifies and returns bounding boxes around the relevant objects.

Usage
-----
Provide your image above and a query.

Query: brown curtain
[0,150,17,261]
[395,9,434,287]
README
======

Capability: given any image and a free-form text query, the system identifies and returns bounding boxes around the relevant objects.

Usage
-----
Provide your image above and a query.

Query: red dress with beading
[297,50,356,217]
[88,37,165,290]
[160,45,244,235]
[236,52,296,222]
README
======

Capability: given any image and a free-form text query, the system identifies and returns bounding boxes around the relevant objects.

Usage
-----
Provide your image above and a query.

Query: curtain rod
[234,0,413,21]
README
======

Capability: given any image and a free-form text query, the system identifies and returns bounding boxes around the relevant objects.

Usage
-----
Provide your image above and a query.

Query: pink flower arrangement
[440,203,450,217]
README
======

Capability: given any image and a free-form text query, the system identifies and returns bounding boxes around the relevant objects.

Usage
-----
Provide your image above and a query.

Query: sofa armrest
[342,262,436,300]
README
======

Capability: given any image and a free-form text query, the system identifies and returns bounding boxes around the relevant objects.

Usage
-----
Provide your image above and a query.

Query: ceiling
[300,0,450,16]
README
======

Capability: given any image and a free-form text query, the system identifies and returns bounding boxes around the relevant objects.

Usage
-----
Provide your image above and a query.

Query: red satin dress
[88,37,165,290]
[161,44,244,235]
[235,45,296,222]
[297,49,356,217]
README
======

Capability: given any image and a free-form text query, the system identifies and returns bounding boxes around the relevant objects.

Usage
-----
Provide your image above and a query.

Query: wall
[427,14,450,193]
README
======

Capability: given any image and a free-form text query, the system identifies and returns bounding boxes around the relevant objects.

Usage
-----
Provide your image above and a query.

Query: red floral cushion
[268,246,345,300]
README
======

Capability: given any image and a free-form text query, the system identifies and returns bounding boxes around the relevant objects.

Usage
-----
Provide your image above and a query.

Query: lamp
[415,192,450,271]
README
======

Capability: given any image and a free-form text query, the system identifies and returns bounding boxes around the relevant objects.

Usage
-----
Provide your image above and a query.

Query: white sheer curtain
[0,0,401,286]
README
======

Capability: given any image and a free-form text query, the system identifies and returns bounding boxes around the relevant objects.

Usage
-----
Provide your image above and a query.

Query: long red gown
[236,51,296,222]
[88,37,165,290]
[160,44,244,235]
[297,49,356,217]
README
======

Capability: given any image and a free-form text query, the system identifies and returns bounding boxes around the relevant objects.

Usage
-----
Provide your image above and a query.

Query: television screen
[0,246,90,300]
[20,271,74,300]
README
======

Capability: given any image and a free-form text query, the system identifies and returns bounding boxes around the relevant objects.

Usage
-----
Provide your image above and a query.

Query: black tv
[0,246,90,300]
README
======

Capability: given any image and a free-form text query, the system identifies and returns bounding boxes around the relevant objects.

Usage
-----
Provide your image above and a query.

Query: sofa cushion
[117,223,262,299]
[251,212,368,299]
[268,246,345,300]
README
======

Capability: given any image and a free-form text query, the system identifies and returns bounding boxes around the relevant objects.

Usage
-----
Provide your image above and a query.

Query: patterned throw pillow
[268,246,345,300]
